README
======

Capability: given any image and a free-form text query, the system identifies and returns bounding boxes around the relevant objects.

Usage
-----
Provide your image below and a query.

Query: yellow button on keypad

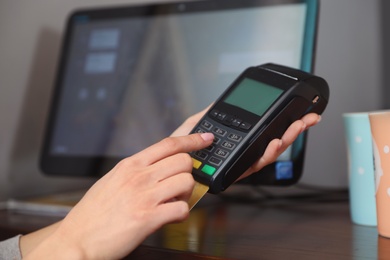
[192,158,202,169]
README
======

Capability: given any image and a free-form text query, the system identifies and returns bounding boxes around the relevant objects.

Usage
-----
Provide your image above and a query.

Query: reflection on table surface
[2,187,390,259]
[136,188,390,259]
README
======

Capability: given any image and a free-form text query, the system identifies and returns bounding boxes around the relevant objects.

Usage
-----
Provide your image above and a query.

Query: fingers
[140,173,195,231]
[238,139,283,180]
[131,133,214,166]
[280,120,306,149]
[256,115,319,166]
[170,104,212,137]
[147,153,193,182]
[151,201,190,229]
[239,113,321,180]
[301,113,321,130]
[156,173,195,203]
[154,173,197,225]
[279,113,321,151]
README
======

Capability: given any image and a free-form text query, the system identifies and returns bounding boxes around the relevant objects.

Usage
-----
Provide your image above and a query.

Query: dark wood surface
[0,188,389,259]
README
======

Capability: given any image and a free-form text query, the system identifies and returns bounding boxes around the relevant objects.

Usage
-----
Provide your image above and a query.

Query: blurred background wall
[0,0,385,200]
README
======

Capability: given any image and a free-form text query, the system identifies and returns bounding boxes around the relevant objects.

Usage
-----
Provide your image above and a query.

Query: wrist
[24,228,86,260]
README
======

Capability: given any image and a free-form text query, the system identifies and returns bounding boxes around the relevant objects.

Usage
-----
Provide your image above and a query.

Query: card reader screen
[224,78,283,116]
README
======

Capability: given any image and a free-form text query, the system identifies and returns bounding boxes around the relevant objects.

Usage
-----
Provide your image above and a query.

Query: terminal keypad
[191,114,247,177]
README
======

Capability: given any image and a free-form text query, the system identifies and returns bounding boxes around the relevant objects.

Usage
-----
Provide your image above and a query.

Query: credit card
[188,181,209,210]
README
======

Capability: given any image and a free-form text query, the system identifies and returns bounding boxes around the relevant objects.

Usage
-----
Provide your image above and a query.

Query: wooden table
[0,188,388,259]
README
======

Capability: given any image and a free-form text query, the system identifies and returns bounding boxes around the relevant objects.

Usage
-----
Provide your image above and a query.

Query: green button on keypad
[201,164,216,176]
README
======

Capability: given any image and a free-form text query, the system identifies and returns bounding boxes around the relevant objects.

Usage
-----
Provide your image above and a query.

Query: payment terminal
[189,63,329,194]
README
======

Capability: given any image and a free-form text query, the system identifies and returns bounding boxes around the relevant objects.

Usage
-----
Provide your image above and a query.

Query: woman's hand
[239,112,321,180]
[25,133,214,260]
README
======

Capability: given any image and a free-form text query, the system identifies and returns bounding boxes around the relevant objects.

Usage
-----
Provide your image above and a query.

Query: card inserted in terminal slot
[188,181,209,210]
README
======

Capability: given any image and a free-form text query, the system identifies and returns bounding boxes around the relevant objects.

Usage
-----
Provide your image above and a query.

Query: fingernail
[200,132,214,142]
[317,115,322,123]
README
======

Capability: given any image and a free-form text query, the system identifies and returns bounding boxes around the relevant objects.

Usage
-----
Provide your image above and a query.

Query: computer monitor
[40,0,319,186]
